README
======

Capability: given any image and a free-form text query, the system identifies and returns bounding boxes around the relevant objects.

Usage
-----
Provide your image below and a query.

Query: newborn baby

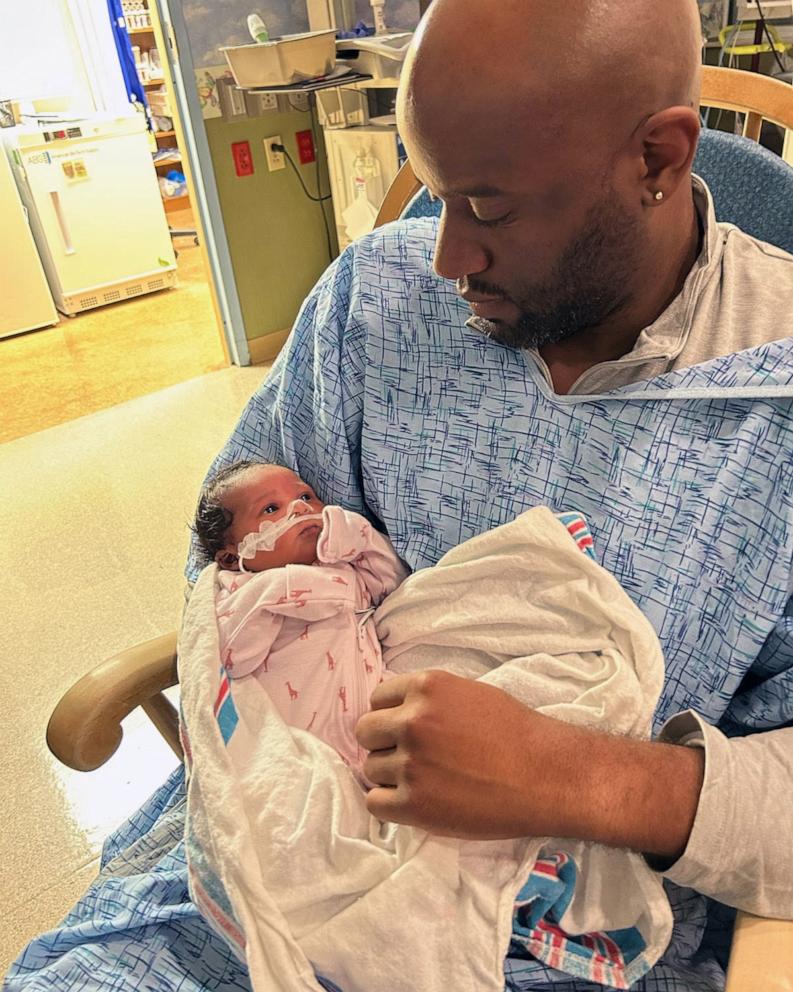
[193,461,408,777]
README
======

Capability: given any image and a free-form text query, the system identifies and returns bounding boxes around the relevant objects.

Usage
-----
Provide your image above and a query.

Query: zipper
[351,607,376,762]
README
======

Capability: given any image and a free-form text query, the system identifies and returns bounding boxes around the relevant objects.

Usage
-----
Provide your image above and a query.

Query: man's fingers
[355,709,398,750]
[357,672,424,748]
[362,747,399,786]
[365,785,416,827]
[367,672,416,710]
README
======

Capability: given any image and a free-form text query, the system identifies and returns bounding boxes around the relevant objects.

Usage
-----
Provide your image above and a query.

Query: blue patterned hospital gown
[7,218,793,992]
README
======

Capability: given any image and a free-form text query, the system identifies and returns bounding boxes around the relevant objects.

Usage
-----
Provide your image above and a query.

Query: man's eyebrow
[414,175,506,199]
[453,184,505,198]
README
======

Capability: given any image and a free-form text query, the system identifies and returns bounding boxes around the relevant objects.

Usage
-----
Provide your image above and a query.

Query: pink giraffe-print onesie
[215,506,409,777]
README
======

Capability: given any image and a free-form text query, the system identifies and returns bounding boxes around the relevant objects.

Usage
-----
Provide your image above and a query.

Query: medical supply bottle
[351,146,383,206]
[247,14,269,42]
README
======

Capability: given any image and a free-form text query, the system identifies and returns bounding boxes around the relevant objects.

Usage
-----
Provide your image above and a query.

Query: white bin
[221,31,336,89]
[335,33,412,81]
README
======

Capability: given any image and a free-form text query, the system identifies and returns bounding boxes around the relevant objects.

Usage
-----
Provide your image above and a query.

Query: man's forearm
[359,670,706,851]
[542,721,705,859]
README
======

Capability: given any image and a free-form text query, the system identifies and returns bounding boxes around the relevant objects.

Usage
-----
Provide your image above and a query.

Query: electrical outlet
[244,90,278,116]
[288,92,310,112]
[231,140,254,177]
[264,135,285,171]
[296,129,315,164]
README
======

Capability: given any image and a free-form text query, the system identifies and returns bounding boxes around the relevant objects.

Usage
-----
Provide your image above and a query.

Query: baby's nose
[288,499,311,518]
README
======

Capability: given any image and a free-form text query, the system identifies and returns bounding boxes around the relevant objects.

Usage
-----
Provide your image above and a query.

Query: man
[357,0,709,858]
[196,0,792,985]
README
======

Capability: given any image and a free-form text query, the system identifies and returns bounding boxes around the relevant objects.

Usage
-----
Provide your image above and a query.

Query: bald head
[401,0,702,155]
[395,0,705,363]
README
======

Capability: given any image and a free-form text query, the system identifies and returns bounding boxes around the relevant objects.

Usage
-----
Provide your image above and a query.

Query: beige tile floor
[0,207,226,444]
[0,363,268,978]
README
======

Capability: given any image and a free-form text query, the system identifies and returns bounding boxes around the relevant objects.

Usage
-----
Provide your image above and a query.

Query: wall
[204,108,337,345]
[180,0,420,353]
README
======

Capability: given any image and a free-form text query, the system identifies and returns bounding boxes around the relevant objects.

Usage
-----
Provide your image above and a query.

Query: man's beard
[466,194,642,350]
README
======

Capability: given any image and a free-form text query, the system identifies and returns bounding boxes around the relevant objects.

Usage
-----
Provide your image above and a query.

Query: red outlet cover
[296,129,316,165]
[232,140,254,176]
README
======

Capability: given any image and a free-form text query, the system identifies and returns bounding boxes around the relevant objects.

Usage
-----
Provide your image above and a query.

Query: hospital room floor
[0,207,226,445]
[0,362,268,978]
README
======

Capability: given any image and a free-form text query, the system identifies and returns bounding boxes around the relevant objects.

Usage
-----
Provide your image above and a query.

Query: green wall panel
[205,110,337,343]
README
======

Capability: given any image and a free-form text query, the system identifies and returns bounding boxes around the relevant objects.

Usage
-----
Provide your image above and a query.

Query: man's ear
[640,106,700,200]
[215,547,239,570]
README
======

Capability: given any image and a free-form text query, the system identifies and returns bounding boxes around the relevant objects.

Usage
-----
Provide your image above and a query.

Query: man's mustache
[457,277,510,301]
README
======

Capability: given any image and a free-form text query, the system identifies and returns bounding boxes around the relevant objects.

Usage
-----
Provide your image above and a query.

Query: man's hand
[356,670,705,857]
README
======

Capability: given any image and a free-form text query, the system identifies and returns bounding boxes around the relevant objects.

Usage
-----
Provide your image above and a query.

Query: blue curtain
[106,0,149,111]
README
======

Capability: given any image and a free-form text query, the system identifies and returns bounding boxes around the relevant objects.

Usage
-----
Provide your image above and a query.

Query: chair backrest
[375,66,793,253]
[701,65,793,140]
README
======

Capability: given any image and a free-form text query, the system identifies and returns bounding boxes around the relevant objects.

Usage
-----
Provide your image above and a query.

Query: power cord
[753,0,788,74]
[704,19,745,130]
[271,141,335,262]
[308,98,336,260]
[271,143,331,202]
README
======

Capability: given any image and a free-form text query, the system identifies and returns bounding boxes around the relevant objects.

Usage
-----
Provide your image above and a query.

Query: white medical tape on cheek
[236,512,323,569]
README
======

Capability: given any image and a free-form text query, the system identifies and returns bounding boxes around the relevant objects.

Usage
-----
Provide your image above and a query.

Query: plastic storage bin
[221,31,336,89]
[335,33,412,81]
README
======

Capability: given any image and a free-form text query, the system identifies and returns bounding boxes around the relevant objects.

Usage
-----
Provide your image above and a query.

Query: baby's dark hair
[192,460,264,563]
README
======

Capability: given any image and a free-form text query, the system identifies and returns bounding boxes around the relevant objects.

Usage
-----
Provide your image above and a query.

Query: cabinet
[123,0,190,213]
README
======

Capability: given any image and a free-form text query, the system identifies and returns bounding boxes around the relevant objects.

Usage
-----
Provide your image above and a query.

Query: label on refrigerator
[61,159,89,182]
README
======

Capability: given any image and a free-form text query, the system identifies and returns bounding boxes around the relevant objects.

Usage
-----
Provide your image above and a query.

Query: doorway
[0,0,229,444]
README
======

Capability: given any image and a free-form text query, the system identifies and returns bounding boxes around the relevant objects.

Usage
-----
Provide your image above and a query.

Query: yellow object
[719,21,792,57]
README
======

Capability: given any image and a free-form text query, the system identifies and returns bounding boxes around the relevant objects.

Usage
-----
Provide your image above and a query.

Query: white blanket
[179,507,672,992]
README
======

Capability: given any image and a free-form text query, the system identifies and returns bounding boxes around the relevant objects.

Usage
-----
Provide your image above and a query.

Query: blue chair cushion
[401,128,793,255]
[694,128,793,254]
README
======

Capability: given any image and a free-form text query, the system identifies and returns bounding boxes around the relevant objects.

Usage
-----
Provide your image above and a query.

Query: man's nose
[432,208,489,282]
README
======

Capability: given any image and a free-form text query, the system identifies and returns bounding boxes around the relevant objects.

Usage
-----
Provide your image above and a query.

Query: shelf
[154,154,182,167]
[163,192,190,212]
[153,129,175,138]
[346,76,401,89]
[143,78,166,88]
[128,26,154,35]
[242,69,372,94]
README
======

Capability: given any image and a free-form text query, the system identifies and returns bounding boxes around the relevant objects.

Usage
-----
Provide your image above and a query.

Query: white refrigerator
[4,114,177,316]
[0,143,58,338]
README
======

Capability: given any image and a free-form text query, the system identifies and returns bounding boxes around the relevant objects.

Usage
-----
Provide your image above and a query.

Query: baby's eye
[300,493,313,502]
[263,503,279,514]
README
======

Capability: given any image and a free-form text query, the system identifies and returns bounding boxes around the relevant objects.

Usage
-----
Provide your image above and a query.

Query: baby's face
[220,465,325,572]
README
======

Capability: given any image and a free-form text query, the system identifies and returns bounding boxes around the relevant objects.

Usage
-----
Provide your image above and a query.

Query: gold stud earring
[654,191,664,202]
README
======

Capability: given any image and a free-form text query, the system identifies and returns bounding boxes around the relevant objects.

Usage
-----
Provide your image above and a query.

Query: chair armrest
[726,910,793,991]
[46,632,180,771]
